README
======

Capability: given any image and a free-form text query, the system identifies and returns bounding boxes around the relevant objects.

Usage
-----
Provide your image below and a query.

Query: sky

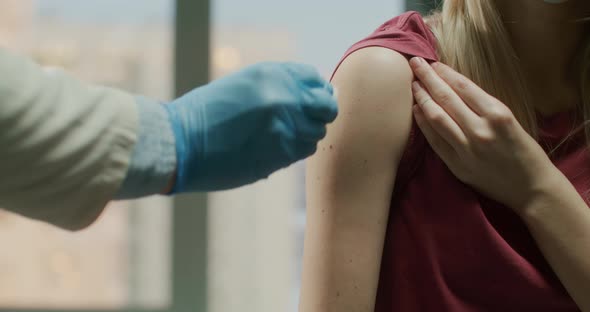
[33,0,406,74]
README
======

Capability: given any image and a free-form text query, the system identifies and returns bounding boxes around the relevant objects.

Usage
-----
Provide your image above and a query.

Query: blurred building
[210,28,300,312]
[212,29,296,78]
[0,0,33,48]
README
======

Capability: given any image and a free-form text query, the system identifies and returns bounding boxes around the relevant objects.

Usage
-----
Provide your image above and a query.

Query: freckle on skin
[336,291,340,297]
[329,145,333,149]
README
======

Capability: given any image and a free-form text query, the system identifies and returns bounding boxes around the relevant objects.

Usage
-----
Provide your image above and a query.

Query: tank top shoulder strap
[331,11,438,79]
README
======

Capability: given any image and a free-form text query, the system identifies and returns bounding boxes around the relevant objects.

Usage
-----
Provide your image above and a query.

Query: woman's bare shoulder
[330,46,415,162]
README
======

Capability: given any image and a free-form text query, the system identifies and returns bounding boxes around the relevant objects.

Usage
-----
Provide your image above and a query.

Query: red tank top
[333,11,587,311]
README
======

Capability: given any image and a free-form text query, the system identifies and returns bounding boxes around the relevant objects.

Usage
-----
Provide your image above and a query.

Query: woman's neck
[495,0,590,115]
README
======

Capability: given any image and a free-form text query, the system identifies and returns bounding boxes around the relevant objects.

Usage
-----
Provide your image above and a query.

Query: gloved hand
[164,62,338,192]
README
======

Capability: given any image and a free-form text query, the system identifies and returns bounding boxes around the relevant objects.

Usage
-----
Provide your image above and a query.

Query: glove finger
[282,62,328,88]
[291,112,328,142]
[301,87,338,123]
[294,140,319,160]
[271,117,320,163]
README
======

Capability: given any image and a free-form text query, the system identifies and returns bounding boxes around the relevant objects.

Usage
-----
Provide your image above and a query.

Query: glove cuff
[115,96,177,198]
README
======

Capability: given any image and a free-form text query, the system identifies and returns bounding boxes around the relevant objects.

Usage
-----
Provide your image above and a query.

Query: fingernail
[431,62,441,69]
[410,57,422,68]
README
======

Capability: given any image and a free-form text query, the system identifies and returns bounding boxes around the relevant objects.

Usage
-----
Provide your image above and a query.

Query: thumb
[301,86,338,123]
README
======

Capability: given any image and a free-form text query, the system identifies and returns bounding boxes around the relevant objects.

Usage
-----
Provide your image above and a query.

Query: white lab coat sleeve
[0,48,139,230]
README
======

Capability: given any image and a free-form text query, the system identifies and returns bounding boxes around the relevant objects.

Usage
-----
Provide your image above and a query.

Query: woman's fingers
[412,104,458,164]
[412,81,469,148]
[431,62,500,116]
[432,62,518,137]
[410,57,480,130]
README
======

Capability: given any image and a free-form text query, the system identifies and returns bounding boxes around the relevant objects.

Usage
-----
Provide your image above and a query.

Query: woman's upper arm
[299,47,414,312]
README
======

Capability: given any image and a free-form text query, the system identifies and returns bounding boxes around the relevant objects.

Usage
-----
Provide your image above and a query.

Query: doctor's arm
[0,49,176,230]
[0,49,337,231]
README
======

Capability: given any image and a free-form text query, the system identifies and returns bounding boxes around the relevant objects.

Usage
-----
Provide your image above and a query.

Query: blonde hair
[424,0,590,152]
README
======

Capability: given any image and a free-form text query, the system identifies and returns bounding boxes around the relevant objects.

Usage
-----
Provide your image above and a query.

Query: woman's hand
[408,57,562,212]
[408,58,590,312]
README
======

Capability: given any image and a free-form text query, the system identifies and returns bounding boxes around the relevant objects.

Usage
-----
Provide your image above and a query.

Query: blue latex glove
[164,62,338,192]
